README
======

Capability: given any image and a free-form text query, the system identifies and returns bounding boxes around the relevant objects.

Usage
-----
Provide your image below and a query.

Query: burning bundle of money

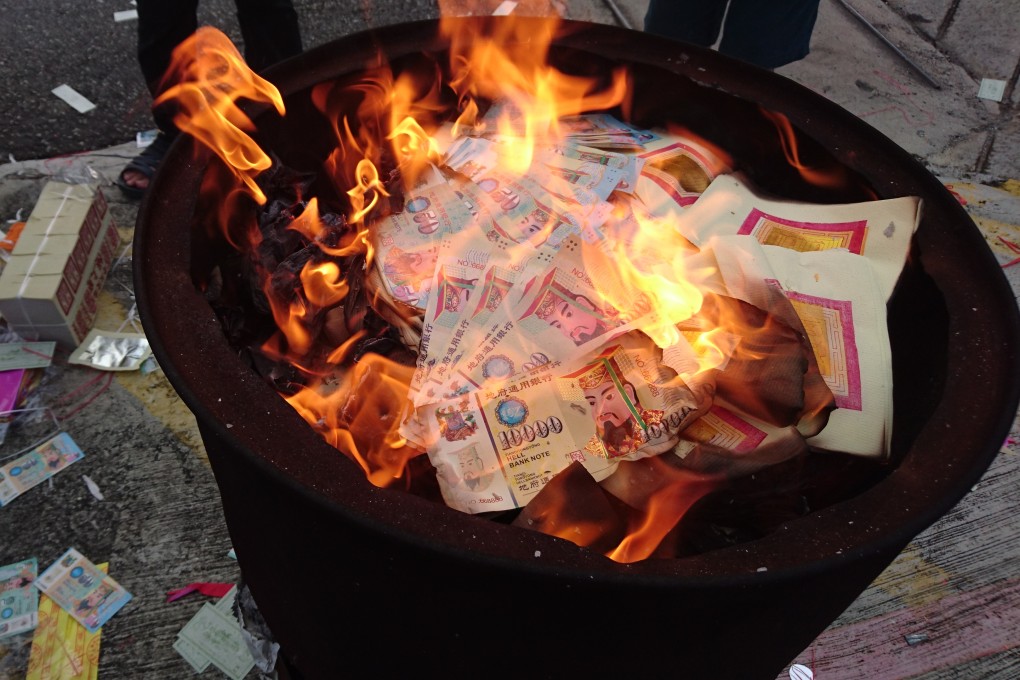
[378,105,920,529]
[163,18,920,562]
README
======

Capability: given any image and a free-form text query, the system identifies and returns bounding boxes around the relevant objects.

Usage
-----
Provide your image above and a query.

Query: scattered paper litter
[51,85,96,114]
[27,561,108,680]
[904,632,929,646]
[789,664,814,680]
[0,558,38,639]
[0,342,56,371]
[135,129,157,148]
[69,330,151,371]
[166,582,235,603]
[977,78,1006,102]
[113,9,138,22]
[492,1,517,15]
[35,549,132,633]
[82,474,104,501]
[0,432,85,507]
[175,592,254,680]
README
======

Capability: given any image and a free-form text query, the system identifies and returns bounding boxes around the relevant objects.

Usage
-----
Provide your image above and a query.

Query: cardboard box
[0,182,119,347]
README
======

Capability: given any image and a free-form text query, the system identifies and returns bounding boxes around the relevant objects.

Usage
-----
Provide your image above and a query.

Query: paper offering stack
[363,107,921,517]
[0,181,119,348]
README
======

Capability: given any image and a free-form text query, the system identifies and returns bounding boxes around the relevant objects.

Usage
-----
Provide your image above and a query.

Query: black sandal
[116,132,173,199]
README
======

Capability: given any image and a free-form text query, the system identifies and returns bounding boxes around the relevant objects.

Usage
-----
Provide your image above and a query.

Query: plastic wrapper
[69,330,151,371]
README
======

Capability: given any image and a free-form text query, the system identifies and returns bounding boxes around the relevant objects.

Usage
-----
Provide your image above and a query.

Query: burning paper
[707,235,894,457]
[161,20,921,561]
[421,333,708,513]
[674,173,920,301]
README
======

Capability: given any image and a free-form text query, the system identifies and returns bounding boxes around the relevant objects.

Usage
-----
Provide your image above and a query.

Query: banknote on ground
[34,549,131,634]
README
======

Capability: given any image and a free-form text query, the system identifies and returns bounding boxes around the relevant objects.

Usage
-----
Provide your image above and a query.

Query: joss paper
[27,563,107,680]
[177,601,254,680]
[0,558,38,639]
[372,180,473,309]
[0,432,84,507]
[709,235,892,458]
[35,549,131,634]
[173,586,238,674]
[0,342,56,371]
[673,173,920,301]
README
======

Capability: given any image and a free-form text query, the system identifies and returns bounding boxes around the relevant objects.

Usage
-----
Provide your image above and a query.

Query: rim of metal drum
[133,17,1020,588]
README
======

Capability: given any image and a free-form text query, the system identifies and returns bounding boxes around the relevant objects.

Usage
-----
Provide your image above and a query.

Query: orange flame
[162,17,840,560]
[441,14,629,175]
[285,352,418,486]
[156,27,285,205]
[761,109,851,190]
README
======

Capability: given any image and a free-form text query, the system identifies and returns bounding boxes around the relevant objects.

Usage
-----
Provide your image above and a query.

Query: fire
[163,14,840,563]
[441,13,630,173]
[156,27,285,205]
[761,109,859,192]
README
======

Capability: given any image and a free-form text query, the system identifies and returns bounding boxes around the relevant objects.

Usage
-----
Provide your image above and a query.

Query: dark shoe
[116,132,173,199]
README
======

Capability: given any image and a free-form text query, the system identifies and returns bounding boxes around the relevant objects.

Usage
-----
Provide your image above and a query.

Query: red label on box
[57,277,76,315]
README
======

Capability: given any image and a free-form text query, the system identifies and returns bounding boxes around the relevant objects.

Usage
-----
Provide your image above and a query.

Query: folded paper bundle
[364,110,918,517]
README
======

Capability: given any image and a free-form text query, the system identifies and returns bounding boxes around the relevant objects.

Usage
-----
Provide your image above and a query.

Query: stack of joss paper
[370,109,920,516]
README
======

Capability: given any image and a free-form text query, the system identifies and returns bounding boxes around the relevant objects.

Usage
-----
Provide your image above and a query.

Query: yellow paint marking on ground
[92,289,209,463]
[870,544,957,608]
[971,215,1020,255]
[999,179,1020,198]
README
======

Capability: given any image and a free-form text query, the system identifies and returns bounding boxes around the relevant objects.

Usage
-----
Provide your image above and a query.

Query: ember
[164,16,919,563]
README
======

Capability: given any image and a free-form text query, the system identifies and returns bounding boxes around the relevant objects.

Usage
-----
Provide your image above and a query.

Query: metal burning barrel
[134,18,1020,679]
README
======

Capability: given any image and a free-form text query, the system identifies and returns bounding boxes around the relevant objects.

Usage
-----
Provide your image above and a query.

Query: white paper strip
[51,85,96,113]
[977,78,1006,102]
[114,9,139,22]
[82,474,104,501]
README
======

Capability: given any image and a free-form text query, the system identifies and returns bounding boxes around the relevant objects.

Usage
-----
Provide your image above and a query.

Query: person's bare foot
[120,169,150,191]
[116,132,172,199]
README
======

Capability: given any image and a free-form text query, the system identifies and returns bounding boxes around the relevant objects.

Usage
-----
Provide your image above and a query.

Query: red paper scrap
[166,582,235,603]
[997,236,1020,268]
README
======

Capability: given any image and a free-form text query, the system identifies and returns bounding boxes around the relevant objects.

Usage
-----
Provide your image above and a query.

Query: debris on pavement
[35,549,132,634]
[27,562,109,680]
[0,557,39,640]
[0,432,85,507]
[50,86,96,114]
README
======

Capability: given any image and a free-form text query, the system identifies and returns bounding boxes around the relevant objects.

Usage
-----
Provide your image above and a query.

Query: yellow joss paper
[26,563,106,680]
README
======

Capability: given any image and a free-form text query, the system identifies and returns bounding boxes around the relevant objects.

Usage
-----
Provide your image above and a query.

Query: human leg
[234,0,303,73]
[643,0,729,48]
[717,0,821,69]
[119,0,200,198]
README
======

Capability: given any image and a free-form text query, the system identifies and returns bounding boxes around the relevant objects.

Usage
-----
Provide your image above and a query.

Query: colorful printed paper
[35,550,131,634]
[672,173,920,301]
[0,558,38,639]
[0,432,85,507]
[26,563,107,680]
